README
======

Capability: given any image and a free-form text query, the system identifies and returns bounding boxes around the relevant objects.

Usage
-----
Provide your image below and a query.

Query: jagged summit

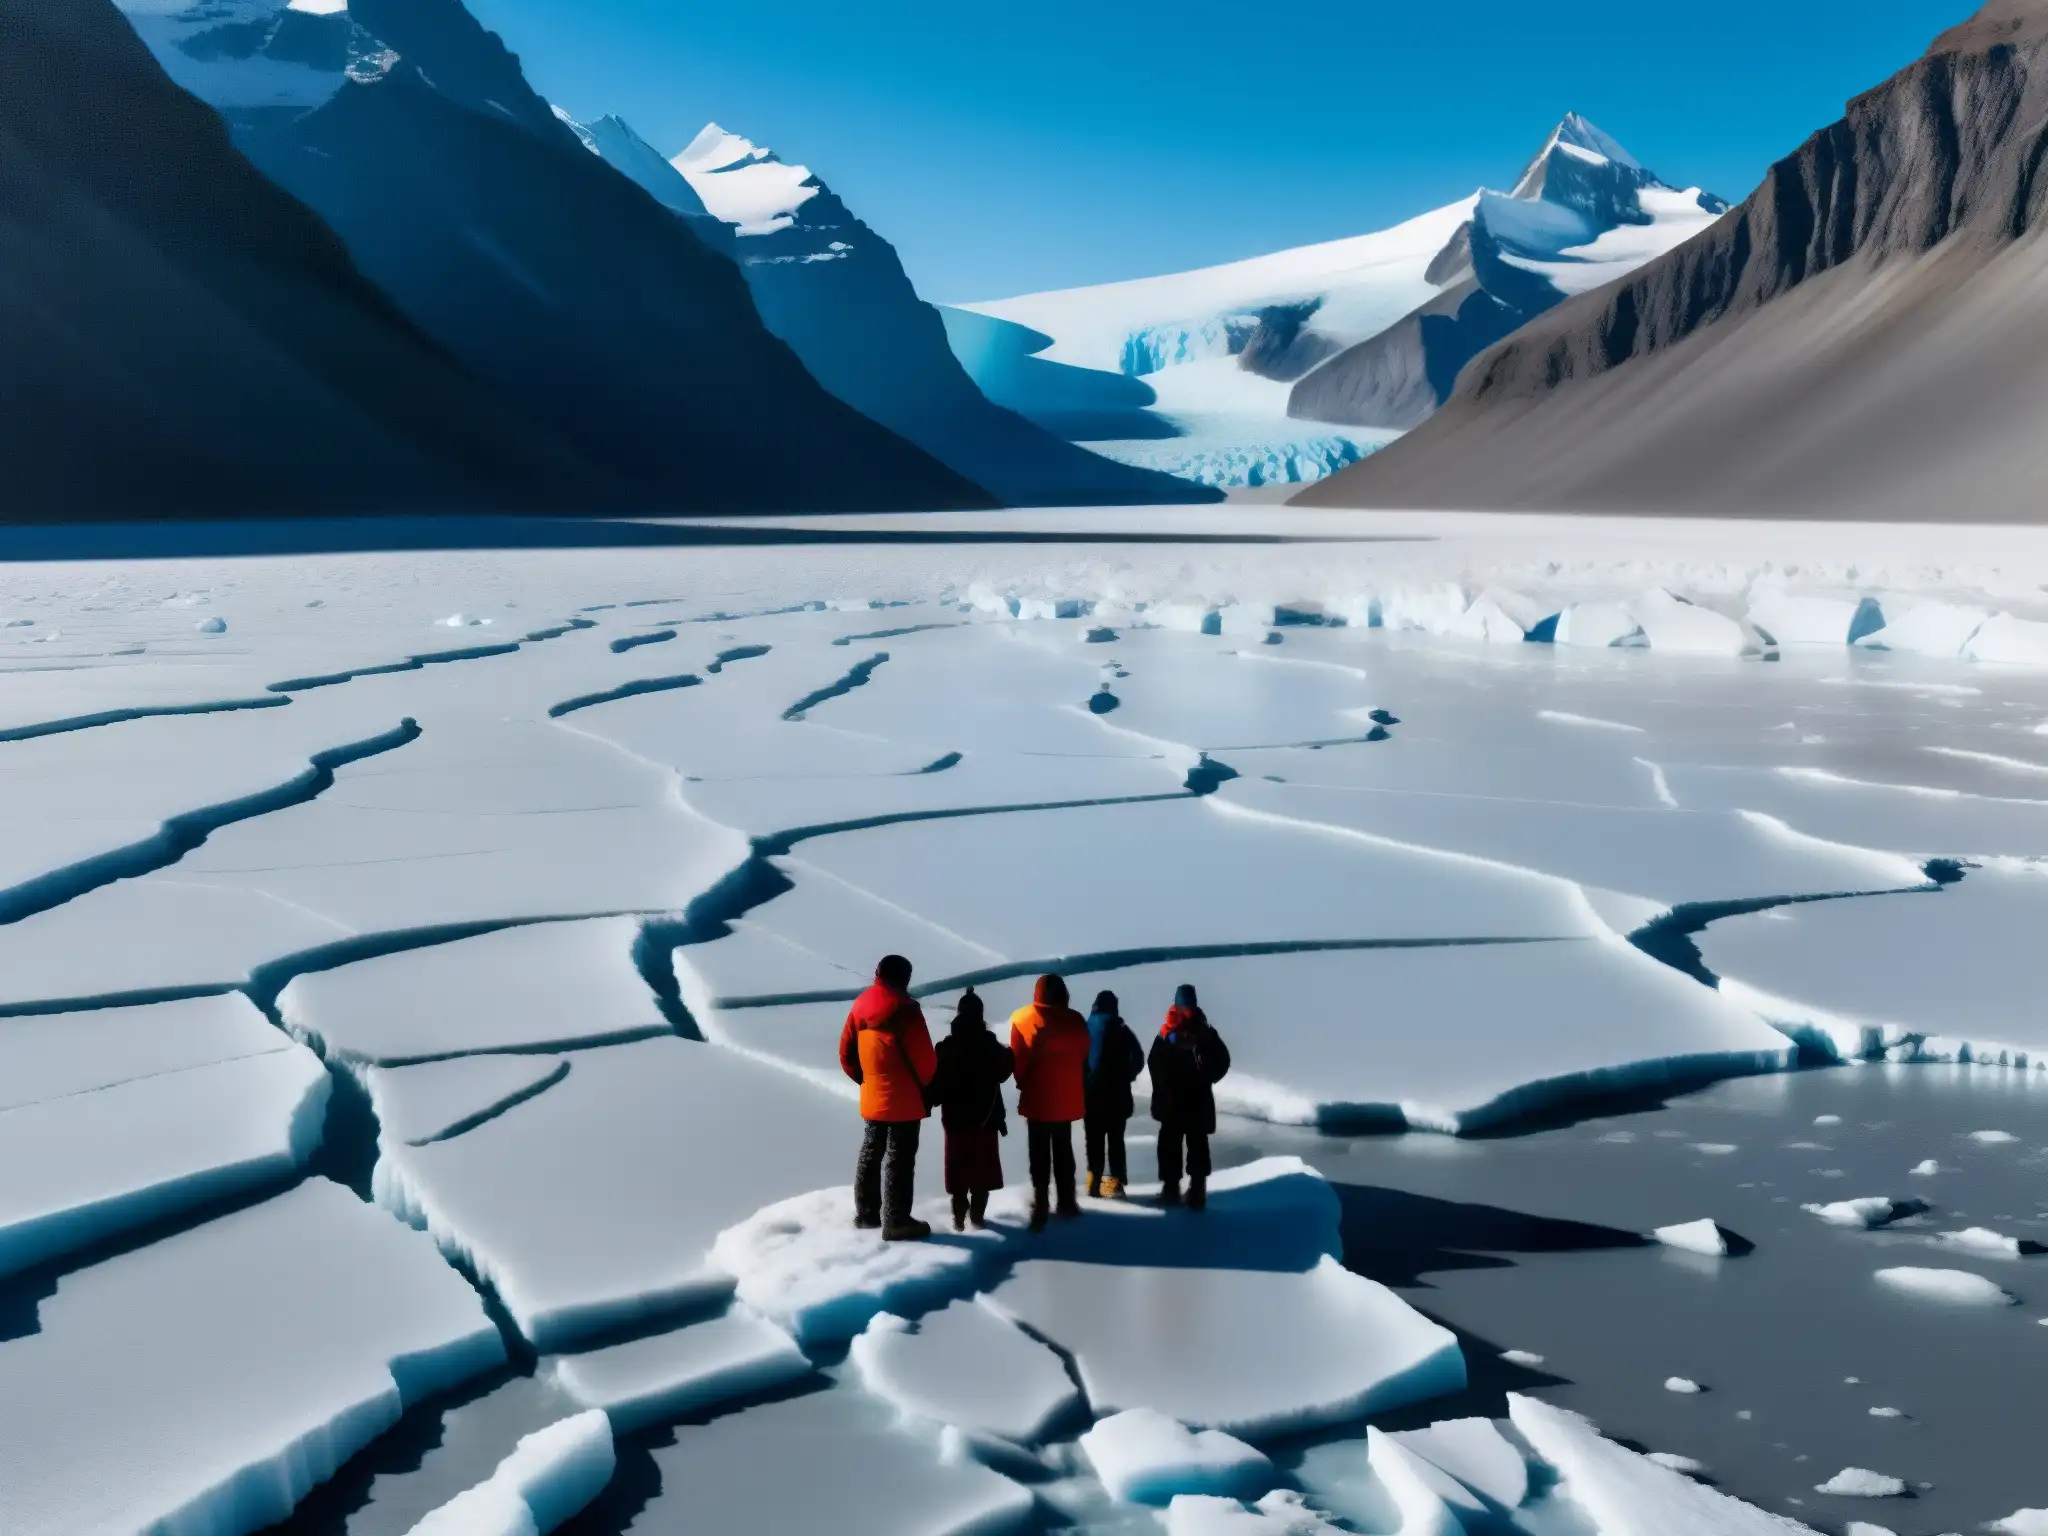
[672,123,820,236]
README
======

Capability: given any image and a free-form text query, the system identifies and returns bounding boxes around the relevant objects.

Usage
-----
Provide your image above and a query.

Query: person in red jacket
[1009,973,1090,1231]
[838,954,937,1241]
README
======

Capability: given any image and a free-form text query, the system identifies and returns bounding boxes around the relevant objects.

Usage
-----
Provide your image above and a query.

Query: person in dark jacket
[1082,989,1144,1199]
[1147,982,1232,1210]
[838,954,936,1241]
[928,988,1014,1230]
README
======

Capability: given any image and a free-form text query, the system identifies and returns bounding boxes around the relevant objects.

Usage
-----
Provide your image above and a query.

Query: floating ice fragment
[1873,1267,2018,1306]
[1391,1416,1531,1510]
[1665,1377,1704,1394]
[1500,1349,1545,1367]
[1990,1509,2048,1535]
[1910,1160,1943,1176]
[1536,708,1644,733]
[195,615,227,634]
[1868,1407,1905,1419]
[405,1411,614,1536]
[1857,601,1989,657]
[1935,1226,2035,1260]
[1164,1492,1342,1535]
[850,1300,1080,1444]
[1814,1115,1843,1126]
[1654,1219,1740,1257]
[1802,1197,1923,1230]
[1814,1468,1906,1498]
[1079,1408,1271,1505]
[1691,1143,1739,1156]
[438,613,492,627]
[1647,1452,1707,1474]
[547,1309,811,1432]
[1971,1130,2019,1144]
[1844,1525,1898,1536]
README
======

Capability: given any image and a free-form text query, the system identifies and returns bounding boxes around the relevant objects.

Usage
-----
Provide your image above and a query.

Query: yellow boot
[1100,1176,1124,1200]
[1086,1171,1102,1198]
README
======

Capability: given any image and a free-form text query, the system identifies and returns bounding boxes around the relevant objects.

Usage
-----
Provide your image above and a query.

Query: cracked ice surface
[0,1179,503,1536]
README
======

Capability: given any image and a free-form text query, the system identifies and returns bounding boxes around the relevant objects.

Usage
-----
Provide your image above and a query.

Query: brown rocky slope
[1298,0,2048,521]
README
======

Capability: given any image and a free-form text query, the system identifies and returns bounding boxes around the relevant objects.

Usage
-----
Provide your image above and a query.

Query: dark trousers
[1027,1119,1077,1198]
[855,1119,920,1227]
[1157,1123,1211,1187]
[1084,1112,1129,1182]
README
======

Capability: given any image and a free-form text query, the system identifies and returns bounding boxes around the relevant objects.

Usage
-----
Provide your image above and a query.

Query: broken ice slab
[0,1178,503,1536]
[0,995,331,1276]
[374,1036,855,1351]
[404,1410,614,1536]
[628,1383,1033,1536]
[1080,1407,1272,1504]
[1221,775,1922,910]
[545,1306,812,1432]
[1506,1393,1821,1534]
[785,794,1599,971]
[1389,1415,1532,1512]
[282,916,669,1066]
[1163,1491,1346,1534]
[1698,866,2048,1068]
[368,1056,570,1146]
[850,1299,1081,1445]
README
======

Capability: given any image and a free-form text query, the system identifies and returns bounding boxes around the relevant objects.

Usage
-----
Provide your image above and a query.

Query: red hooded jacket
[839,980,936,1123]
[1009,976,1089,1123]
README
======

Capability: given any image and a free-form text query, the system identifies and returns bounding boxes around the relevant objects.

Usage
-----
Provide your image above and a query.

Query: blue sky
[467,0,1975,304]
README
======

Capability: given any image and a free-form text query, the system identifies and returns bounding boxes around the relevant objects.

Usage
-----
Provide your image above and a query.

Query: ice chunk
[369,1056,569,1146]
[628,1383,1032,1536]
[1507,1394,1818,1534]
[1802,1197,1919,1229]
[1554,601,1645,648]
[1629,589,1751,655]
[1910,1159,1943,1175]
[375,1037,855,1350]
[547,1309,811,1432]
[197,615,228,634]
[1079,1408,1271,1504]
[711,1186,989,1346]
[1366,1427,1480,1533]
[1745,592,1863,647]
[850,1300,1081,1444]
[1858,601,1989,656]
[1873,1266,2019,1306]
[0,1180,503,1536]
[405,1411,614,1536]
[1935,1226,2034,1259]
[0,1040,330,1277]
[1867,1406,1905,1418]
[1501,1349,1545,1367]
[1971,1129,2020,1144]
[1813,1468,1906,1498]
[1664,1377,1704,1394]
[1648,1452,1708,1474]
[1814,1114,1843,1126]
[282,917,668,1066]
[1966,612,2048,664]
[1653,1219,1738,1257]
[1991,1510,2048,1535]
[1392,1416,1530,1509]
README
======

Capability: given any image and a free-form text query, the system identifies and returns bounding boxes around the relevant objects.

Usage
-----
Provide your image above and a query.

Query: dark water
[1230,1063,2048,1536]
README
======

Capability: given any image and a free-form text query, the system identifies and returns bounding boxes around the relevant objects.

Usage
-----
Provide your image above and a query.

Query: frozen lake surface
[4,510,2048,1536]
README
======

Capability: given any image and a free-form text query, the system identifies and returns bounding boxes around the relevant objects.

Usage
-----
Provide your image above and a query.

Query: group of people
[838,955,1232,1241]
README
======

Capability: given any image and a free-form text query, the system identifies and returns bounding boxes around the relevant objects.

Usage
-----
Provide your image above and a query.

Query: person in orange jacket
[839,953,937,1241]
[1009,973,1090,1231]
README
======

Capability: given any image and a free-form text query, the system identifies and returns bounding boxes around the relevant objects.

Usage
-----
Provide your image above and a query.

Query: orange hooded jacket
[839,980,936,1123]
[1009,976,1089,1123]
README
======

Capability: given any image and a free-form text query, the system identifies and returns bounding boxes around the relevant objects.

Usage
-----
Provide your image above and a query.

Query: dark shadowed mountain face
[1284,114,1721,433]
[123,0,991,514]
[663,124,1213,507]
[1300,0,2048,521]
[0,0,609,522]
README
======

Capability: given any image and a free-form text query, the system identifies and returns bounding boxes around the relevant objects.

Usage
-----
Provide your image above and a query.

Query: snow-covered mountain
[111,0,992,514]
[955,115,1723,487]
[614,121,1212,506]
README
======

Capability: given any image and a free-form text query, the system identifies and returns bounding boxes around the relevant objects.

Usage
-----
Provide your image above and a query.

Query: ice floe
[1873,1266,2019,1306]
[1654,1219,1739,1257]
[405,1411,614,1536]
[1080,1408,1272,1504]
[851,1300,1081,1444]
[1814,1467,1908,1498]
[368,1055,570,1146]
[546,1308,811,1432]
[1803,1197,1924,1229]
[0,1179,503,1536]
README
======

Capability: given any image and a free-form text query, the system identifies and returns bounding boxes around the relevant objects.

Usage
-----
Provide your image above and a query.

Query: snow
[1506,1394,1818,1534]
[281,916,669,1066]
[1814,1468,1908,1498]
[115,0,378,116]
[546,1308,811,1432]
[1648,1452,1708,1474]
[1873,1266,2019,1306]
[673,123,820,236]
[1079,1408,1272,1504]
[1654,1219,1736,1257]
[374,1037,856,1350]
[1626,589,1754,656]
[0,995,331,1275]
[405,1411,614,1536]
[0,1179,503,1536]
[851,1301,1082,1444]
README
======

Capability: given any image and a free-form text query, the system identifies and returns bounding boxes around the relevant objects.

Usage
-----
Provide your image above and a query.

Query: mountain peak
[673,122,820,236]
[1510,113,1649,200]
